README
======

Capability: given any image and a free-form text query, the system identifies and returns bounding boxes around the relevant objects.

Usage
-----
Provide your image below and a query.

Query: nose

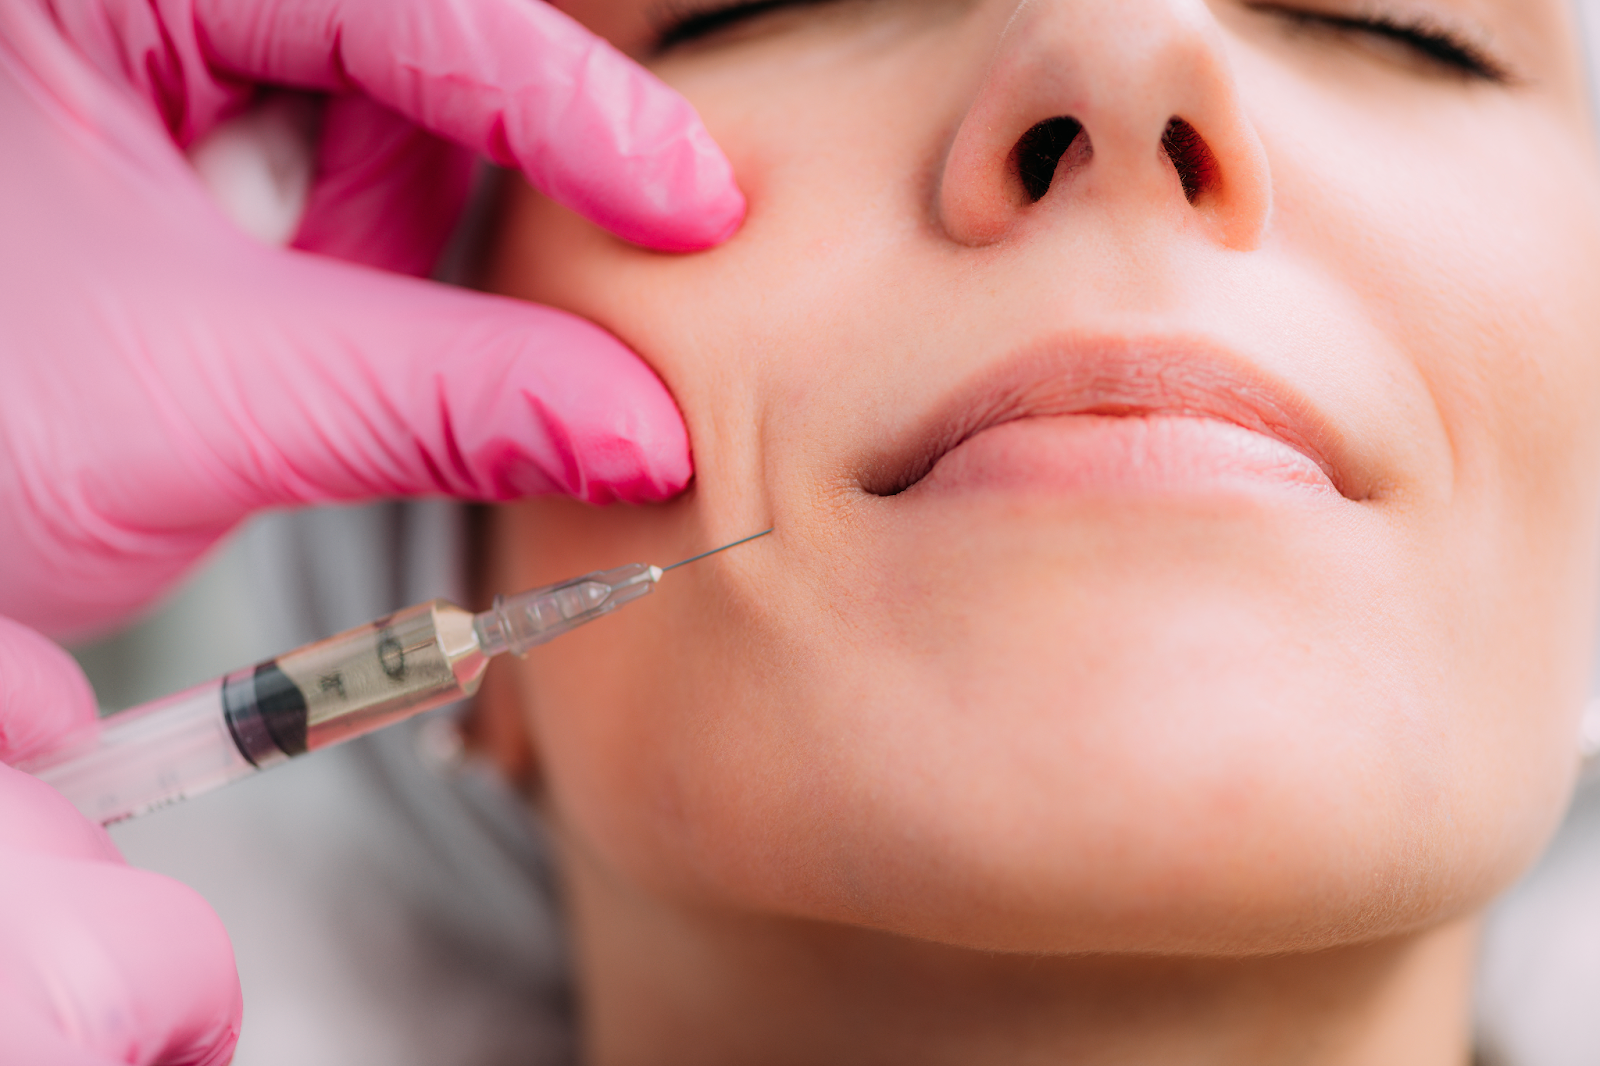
[938,0,1272,250]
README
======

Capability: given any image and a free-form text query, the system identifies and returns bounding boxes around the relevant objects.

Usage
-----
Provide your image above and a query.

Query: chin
[615,491,1567,958]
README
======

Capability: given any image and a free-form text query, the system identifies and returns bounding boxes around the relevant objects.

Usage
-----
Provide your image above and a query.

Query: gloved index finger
[194,0,745,252]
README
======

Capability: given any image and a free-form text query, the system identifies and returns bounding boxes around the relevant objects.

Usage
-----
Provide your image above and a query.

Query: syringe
[18,530,772,826]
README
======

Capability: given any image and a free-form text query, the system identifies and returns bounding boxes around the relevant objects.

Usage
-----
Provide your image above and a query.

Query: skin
[476,0,1600,1060]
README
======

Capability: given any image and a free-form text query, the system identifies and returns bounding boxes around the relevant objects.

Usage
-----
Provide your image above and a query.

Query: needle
[662,528,774,572]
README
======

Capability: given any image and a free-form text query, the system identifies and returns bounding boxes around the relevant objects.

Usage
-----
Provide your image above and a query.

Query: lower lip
[907,415,1337,498]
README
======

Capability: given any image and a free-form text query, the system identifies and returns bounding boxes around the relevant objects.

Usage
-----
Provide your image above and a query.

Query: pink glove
[0,617,242,1066]
[0,0,744,641]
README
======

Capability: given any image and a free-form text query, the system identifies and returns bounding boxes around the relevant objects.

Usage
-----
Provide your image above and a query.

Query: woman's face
[484,0,1600,953]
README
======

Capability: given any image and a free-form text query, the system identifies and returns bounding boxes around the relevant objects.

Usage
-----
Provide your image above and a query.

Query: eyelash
[1246,3,1510,82]
[652,0,825,51]
[654,0,1510,86]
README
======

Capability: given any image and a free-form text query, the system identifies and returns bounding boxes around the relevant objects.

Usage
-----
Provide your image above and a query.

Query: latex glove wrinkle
[0,0,743,639]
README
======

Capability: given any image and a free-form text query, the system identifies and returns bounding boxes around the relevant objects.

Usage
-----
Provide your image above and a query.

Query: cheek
[1246,58,1600,512]
[1244,55,1600,809]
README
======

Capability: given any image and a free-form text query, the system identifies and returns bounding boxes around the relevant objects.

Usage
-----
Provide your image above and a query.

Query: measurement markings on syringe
[376,622,406,681]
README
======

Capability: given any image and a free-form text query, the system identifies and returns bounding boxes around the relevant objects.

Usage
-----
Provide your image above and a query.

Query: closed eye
[655,0,1515,83]
[652,0,846,51]
[1246,3,1512,83]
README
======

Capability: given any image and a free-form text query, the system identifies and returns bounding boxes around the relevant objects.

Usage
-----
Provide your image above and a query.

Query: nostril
[1013,116,1085,203]
[1161,118,1218,204]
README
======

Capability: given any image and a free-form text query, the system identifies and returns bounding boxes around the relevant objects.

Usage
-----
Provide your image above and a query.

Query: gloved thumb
[146,247,694,515]
[0,848,242,1066]
[6,233,693,636]
[0,619,116,863]
[0,639,241,1066]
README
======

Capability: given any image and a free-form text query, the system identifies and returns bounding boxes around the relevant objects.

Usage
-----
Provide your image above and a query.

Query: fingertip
[700,183,749,248]
[631,177,747,254]
[210,0,746,255]
[97,865,244,1062]
[667,123,748,248]
[487,14,745,253]
[0,618,98,764]
[576,113,748,253]
[107,866,242,1018]
[0,764,121,863]
[431,304,693,503]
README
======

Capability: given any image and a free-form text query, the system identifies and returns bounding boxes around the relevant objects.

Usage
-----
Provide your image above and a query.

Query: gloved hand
[0,0,744,641]
[0,618,242,1066]
[0,3,741,1062]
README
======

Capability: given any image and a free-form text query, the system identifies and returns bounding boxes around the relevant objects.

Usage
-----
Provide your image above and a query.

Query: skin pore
[475,0,1600,1061]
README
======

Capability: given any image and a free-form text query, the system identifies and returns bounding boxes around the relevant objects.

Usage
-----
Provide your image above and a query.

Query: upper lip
[860,334,1363,500]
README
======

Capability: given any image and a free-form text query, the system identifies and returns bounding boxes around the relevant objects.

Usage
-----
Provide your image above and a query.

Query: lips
[861,336,1361,501]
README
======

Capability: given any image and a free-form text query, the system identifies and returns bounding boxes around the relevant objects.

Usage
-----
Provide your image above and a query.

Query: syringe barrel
[23,681,254,825]
[271,599,488,752]
[20,600,490,824]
